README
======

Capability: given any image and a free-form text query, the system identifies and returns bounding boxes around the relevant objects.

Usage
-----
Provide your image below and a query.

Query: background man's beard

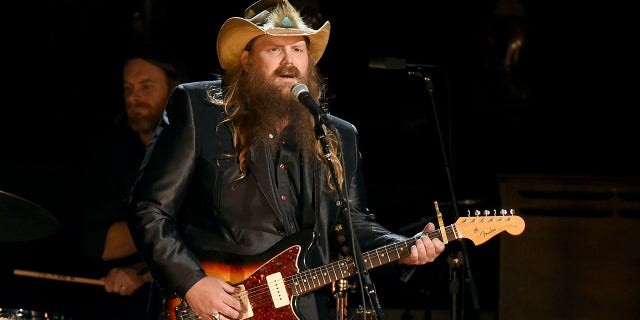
[127,105,159,134]
[239,67,318,158]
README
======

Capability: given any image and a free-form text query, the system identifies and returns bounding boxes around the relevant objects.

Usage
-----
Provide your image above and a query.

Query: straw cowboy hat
[216,0,331,71]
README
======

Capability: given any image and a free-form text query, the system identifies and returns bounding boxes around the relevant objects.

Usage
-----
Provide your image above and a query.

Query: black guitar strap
[332,219,352,260]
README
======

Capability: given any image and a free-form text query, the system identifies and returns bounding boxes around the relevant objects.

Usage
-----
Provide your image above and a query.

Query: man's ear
[240,50,250,72]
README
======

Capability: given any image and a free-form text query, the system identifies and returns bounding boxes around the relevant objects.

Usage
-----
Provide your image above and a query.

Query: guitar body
[167,231,315,320]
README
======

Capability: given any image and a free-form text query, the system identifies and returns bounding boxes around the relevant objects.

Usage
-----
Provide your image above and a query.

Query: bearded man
[126,1,445,320]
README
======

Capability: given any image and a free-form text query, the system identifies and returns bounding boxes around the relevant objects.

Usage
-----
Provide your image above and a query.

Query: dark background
[0,0,636,318]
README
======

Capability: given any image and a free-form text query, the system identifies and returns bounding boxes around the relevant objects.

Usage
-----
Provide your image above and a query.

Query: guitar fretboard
[289,224,459,295]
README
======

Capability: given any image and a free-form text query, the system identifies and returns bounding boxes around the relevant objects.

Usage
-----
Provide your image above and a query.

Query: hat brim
[217,17,331,71]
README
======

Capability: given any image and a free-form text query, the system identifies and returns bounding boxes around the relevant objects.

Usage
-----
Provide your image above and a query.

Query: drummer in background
[81,43,188,320]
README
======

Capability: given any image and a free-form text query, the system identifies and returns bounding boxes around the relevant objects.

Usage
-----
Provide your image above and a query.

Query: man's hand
[398,222,445,265]
[103,262,152,296]
[185,276,245,320]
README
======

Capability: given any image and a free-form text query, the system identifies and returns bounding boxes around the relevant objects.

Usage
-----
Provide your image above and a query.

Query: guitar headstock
[454,209,525,245]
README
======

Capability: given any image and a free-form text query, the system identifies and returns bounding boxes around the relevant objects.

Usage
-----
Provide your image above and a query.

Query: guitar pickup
[266,272,290,308]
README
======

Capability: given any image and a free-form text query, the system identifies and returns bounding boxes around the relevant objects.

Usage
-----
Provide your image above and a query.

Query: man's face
[236,35,318,156]
[123,58,171,135]
[240,35,310,98]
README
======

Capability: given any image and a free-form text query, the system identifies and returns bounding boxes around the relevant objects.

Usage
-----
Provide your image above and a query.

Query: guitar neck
[289,225,456,296]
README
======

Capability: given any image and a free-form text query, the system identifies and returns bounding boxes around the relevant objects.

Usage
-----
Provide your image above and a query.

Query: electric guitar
[167,211,525,320]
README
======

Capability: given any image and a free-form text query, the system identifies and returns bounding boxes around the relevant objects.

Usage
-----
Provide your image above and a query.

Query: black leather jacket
[127,80,407,319]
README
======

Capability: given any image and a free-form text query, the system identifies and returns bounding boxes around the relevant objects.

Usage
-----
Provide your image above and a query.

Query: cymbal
[0,190,59,242]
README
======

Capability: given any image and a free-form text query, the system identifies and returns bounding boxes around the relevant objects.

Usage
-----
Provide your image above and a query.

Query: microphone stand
[408,68,480,320]
[310,112,385,320]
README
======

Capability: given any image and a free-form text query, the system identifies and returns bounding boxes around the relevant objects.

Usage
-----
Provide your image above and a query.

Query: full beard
[127,104,160,135]
[238,65,318,159]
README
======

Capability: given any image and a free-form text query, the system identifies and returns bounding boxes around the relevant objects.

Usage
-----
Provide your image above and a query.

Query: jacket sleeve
[126,83,207,298]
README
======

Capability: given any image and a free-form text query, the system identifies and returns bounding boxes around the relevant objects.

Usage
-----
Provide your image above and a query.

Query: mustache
[127,102,151,110]
[274,64,301,77]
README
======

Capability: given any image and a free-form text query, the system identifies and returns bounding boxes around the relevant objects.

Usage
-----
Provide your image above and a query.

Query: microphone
[369,57,437,70]
[291,83,326,119]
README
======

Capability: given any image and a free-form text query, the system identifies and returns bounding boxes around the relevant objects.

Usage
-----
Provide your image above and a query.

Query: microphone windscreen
[291,83,309,99]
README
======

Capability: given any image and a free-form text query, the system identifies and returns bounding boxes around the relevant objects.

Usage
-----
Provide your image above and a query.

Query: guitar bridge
[172,285,253,320]
[174,300,194,320]
[236,284,254,319]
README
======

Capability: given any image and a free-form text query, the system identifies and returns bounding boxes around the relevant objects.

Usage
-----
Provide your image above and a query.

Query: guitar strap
[332,219,352,260]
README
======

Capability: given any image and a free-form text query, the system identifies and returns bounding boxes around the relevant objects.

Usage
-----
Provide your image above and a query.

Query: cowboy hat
[216,0,331,71]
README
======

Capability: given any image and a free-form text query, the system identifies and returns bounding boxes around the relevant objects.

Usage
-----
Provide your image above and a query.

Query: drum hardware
[0,190,59,242]
[0,307,67,320]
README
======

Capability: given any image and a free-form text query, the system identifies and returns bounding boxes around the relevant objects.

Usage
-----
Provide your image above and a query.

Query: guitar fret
[307,268,318,290]
[383,246,391,263]
[324,265,334,284]
[302,273,308,291]
[448,225,458,240]
[293,270,308,294]
[340,262,351,279]
[363,255,370,268]
[290,273,300,295]
[368,249,376,267]
[313,267,323,288]
[318,268,327,286]
[316,268,324,287]
[330,262,339,283]
[391,243,400,260]
[393,242,402,260]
